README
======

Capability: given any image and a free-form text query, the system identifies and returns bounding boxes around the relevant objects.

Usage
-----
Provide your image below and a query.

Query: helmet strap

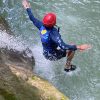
[55,25,60,32]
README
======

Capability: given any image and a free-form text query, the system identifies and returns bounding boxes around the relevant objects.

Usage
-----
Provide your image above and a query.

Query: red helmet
[42,13,56,28]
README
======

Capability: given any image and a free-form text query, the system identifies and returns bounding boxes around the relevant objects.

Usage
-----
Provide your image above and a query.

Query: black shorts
[43,49,66,61]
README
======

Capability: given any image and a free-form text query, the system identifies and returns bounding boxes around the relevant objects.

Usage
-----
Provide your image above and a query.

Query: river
[0,0,100,100]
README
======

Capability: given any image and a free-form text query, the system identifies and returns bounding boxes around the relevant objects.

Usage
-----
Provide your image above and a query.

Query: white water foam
[0,30,28,51]
[64,67,81,76]
[30,44,55,80]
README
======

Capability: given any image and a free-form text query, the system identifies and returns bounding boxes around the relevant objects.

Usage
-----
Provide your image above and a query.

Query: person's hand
[77,44,92,51]
[22,0,31,9]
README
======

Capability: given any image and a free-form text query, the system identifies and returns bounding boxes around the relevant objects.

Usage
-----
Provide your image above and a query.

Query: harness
[55,25,60,32]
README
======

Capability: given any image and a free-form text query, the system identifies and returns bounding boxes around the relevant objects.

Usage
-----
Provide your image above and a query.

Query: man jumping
[22,0,91,72]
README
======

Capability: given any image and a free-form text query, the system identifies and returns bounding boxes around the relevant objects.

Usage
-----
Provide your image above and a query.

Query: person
[22,0,91,72]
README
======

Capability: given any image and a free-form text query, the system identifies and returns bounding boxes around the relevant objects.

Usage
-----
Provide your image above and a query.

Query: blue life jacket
[40,26,58,52]
[40,26,50,44]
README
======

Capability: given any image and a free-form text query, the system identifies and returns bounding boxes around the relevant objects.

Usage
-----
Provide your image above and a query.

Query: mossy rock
[0,64,43,100]
[0,64,69,100]
[0,88,16,100]
[28,75,69,100]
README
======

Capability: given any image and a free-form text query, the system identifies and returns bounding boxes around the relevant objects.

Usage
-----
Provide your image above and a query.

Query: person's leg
[64,50,76,72]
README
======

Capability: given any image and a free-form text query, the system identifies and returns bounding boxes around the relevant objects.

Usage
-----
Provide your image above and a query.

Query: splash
[0,30,28,51]
[31,44,54,80]
[64,67,81,76]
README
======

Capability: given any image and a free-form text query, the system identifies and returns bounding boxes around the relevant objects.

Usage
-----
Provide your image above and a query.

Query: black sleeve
[51,29,77,51]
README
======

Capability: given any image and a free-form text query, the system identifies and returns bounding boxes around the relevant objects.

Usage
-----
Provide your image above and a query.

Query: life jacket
[40,25,60,51]
[40,26,50,44]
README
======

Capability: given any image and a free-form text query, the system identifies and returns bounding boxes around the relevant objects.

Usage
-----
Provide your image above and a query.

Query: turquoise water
[0,0,100,100]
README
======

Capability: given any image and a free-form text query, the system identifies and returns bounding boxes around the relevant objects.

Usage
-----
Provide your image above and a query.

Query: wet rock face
[0,48,35,71]
[0,16,35,71]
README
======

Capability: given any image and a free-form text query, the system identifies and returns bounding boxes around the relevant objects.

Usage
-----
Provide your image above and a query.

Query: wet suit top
[26,8,77,54]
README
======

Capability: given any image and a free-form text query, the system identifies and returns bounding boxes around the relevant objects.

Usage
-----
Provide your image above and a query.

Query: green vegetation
[0,88,17,100]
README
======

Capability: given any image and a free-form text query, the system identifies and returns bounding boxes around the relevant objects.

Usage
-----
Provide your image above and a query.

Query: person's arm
[51,29,77,51]
[26,8,43,30]
[51,29,91,51]
[22,0,43,30]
